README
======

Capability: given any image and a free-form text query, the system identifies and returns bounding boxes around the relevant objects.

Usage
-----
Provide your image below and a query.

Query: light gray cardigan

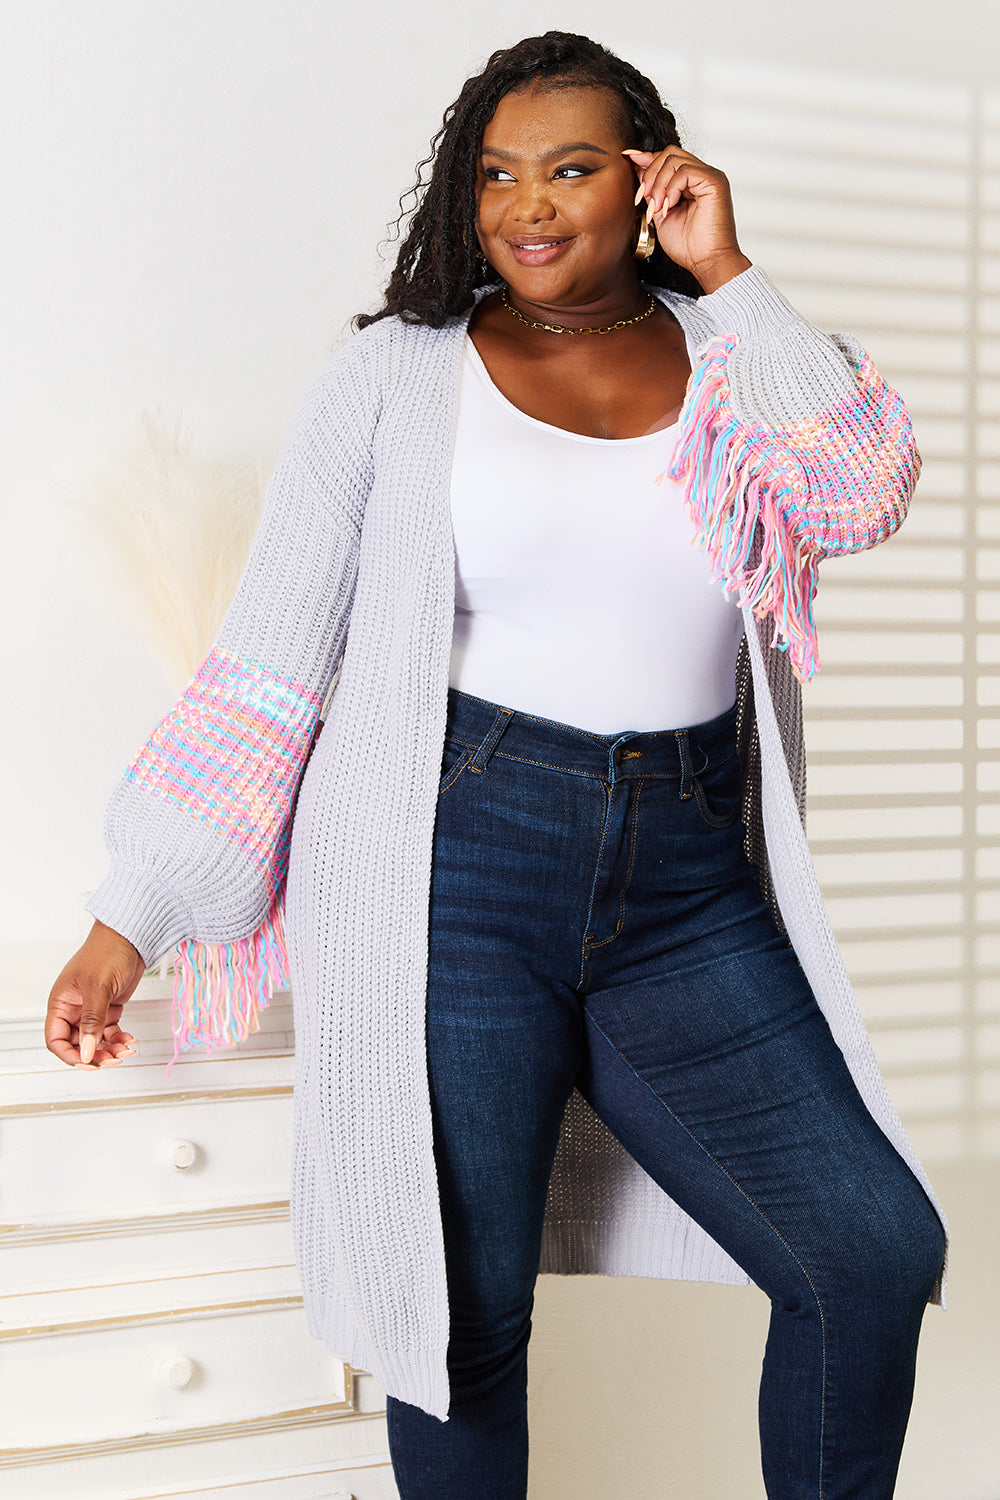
[85,263,947,1421]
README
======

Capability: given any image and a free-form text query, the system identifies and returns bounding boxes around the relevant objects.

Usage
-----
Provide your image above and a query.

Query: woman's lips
[506,237,573,266]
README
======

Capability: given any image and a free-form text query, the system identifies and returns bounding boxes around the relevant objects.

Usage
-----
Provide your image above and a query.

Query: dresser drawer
[2,1092,292,1226]
[1,1301,351,1450]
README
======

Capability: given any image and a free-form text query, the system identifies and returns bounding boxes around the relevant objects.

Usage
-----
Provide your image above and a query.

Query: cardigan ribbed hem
[84,863,191,969]
[303,1287,452,1422]
[537,1216,752,1285]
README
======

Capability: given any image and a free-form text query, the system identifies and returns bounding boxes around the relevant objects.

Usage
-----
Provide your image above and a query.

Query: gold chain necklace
[500,285,657,336]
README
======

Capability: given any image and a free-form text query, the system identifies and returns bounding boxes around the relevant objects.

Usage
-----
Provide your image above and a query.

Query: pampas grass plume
[86,409,268,696]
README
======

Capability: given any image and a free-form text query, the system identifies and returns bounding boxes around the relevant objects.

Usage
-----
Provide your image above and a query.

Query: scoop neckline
[463,335,680,447]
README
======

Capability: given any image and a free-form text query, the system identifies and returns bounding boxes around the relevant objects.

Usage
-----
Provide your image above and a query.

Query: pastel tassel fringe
[166,888,291,1076]
[660,333,917,683]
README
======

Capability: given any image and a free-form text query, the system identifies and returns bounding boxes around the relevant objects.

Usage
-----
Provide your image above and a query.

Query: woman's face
[474,82,642,307]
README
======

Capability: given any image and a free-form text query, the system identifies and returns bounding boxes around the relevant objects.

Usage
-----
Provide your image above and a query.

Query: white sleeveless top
[447,335,744,735]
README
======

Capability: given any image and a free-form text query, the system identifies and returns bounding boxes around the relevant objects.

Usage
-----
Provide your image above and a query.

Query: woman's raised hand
[45,920,145,1068]
[622,145,752,294]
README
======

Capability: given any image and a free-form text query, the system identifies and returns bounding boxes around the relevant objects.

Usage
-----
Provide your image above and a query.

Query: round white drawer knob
[159,1354,195,1389]
[167,1139,198,1171]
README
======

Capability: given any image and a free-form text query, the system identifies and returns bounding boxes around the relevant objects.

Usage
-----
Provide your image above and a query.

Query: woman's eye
[482,165,591,182]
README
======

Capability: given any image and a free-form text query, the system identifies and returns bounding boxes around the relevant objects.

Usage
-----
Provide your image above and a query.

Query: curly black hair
[353,31,703,331]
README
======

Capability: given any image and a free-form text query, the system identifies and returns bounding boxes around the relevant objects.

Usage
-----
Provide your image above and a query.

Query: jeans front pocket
[690,747,742,829]
[438,736,475,797]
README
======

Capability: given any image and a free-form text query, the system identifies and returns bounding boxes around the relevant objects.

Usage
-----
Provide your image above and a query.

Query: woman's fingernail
[80,1034,95,1065]
[634,182,646,206]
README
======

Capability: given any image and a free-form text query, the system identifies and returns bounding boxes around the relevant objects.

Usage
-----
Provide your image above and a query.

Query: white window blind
[655,52,999,1161]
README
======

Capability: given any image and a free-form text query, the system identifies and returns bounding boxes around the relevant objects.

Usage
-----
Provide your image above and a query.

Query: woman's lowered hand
[45,919,143,1067]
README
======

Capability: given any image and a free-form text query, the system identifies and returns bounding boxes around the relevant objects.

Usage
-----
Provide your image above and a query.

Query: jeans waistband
[444,687,739,784]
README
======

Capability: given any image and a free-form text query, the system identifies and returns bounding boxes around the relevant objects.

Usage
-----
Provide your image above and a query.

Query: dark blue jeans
[386,687,945,1499]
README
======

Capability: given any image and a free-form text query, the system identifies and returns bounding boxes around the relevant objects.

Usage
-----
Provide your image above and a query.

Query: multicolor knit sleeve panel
[84,345,372,1066]
[663,327,921,684]
[128,646,323,902]
[112,644,329,1061]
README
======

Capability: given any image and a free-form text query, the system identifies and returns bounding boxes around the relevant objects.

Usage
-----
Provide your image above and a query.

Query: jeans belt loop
[470,707,514,774]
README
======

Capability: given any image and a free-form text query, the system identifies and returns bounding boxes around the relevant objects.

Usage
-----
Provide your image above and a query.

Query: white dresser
[0,942,400,1500]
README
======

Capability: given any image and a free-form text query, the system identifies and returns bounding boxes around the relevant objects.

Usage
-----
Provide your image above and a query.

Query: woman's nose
[511,185,557,222]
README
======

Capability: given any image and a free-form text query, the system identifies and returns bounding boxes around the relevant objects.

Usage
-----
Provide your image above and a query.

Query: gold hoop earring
[633,205,656,261]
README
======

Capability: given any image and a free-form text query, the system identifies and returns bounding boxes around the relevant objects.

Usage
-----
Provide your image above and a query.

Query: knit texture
[85,263,947,1420]
[662,334,918,680]
[122,644,322,1053]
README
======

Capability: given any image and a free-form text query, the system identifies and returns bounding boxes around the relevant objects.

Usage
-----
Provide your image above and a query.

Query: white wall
[3,3,999,1496]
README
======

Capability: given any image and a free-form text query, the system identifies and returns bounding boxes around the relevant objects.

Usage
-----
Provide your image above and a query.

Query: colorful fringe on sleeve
[168,891,292,1076]
[659,333,921,682]
[119,642,323,1073]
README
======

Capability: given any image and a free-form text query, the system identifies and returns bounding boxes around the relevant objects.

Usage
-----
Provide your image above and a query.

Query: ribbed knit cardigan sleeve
[662,263,922,681]
[84,334,377,1056]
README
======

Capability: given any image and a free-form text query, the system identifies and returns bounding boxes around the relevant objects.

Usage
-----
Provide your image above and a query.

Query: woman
[47,30,947,1500]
